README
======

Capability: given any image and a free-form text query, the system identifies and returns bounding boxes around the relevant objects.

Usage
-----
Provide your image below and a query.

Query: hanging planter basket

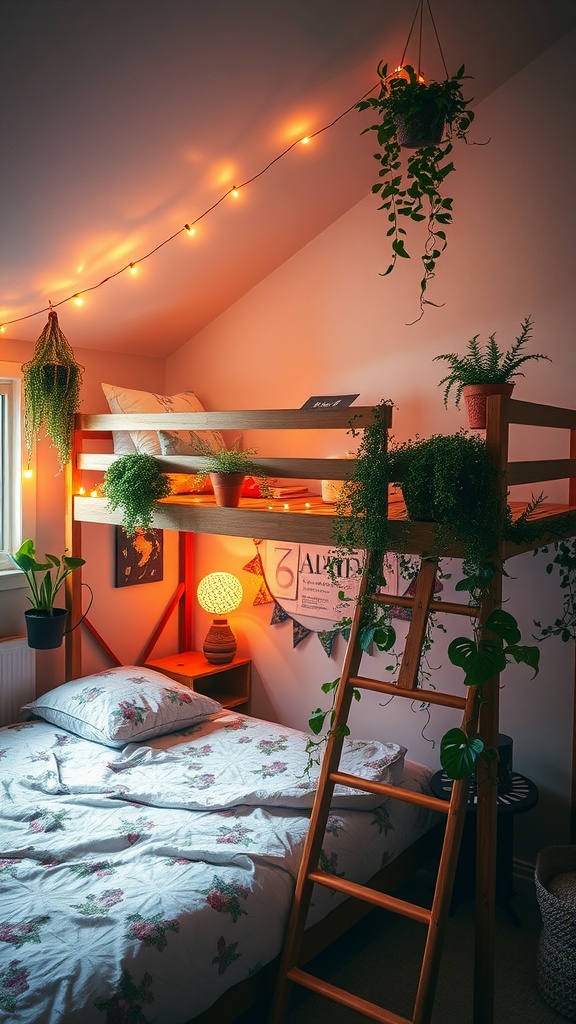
[395,101,445,149]
[22,310,84,470]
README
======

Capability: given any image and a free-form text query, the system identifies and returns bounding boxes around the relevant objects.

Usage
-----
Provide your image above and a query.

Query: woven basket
[535,846,576,1020]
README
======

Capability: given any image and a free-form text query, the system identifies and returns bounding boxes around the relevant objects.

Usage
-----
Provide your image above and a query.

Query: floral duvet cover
[0,711,436,1024]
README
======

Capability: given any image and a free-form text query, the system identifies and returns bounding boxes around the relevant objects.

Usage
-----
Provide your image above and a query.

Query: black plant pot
[395,103,445,148]
[24,608,68,650]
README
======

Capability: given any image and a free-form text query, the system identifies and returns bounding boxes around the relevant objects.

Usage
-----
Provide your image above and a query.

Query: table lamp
[197,572,243,664]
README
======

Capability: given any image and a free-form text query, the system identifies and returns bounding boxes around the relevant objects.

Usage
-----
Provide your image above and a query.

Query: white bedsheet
[0,712,436,1024]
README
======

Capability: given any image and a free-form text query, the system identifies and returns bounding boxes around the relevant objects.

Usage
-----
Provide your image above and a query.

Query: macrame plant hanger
[398,0,449,82]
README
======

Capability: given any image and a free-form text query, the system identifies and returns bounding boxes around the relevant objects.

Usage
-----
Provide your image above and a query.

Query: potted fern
[10,539,86,649]
[103,453,173,534]
[357,62,474,318]
[434,315,551,427]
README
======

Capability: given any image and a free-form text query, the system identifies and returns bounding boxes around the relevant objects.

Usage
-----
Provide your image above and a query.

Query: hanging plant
[357,60,475,319]
[103,453,173,535]
[22,310,84,470]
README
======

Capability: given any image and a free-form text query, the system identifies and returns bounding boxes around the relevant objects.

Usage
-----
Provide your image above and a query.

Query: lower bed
[0,705,438,1024]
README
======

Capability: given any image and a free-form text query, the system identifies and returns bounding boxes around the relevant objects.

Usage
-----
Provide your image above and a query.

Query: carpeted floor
[238,872,568,1024]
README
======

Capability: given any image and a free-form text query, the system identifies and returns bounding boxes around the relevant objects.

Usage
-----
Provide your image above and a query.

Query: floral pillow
[22,666,223,748]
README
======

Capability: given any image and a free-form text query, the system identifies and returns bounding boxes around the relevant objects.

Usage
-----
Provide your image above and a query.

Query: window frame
[0,362,35,588]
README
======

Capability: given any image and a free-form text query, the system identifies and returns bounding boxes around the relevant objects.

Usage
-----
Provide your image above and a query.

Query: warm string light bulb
[231,186,240,198]
[73,294,83,306]
[128,263,138,275]
[184,223,196,236]
[23,468,33,479]
[300,136,310,145]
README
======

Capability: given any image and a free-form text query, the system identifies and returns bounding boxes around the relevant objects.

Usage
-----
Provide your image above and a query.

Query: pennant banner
[292,620,312,648]
[270,602,290,625]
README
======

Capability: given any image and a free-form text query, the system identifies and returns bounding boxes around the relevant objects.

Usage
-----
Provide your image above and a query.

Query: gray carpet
[239,872,568,1024]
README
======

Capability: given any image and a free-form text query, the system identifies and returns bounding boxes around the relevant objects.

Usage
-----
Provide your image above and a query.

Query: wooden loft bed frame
[66,396,576,1024]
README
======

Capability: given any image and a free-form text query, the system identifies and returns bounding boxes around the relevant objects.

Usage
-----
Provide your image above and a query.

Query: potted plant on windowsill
[434,315,551,428]
[10,539,86,650]
[357,62,475,319]
[190,439,271,508]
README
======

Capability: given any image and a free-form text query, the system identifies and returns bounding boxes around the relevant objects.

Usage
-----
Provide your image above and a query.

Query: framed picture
[115,527,163,588]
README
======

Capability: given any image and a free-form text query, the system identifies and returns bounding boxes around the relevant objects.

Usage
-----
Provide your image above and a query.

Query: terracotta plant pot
[463,383,515,429]
[209,472,245,508]
[24,607,68,650]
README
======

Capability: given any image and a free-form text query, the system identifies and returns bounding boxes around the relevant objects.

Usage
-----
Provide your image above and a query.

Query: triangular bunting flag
[242,553,264,576]
[341,627,351,642]
[253,580,274,605]
[292,619,312,648]
[270,602,290,625]
[318,629,338,657]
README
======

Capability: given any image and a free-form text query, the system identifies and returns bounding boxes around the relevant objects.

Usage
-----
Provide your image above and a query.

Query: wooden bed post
[473,393,511,1024]
[65,414,83,682]
[565,423,569,839]
[179,531,194,652]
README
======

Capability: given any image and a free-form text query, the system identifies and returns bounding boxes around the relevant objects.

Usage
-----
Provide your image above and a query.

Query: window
[0,365,34,585]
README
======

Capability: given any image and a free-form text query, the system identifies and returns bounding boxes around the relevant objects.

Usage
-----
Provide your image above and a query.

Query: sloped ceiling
[2,0,575,358]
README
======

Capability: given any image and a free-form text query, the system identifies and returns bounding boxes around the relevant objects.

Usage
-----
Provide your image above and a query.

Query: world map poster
[115,527,164,587]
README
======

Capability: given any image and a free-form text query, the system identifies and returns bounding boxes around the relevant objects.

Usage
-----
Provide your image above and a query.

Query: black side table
[429,770,539,926]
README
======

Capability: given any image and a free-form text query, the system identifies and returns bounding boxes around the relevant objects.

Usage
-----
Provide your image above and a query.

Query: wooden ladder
[269,555,483,1024]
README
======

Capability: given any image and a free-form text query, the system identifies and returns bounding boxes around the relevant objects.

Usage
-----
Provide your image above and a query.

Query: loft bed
[57,397,576,1023]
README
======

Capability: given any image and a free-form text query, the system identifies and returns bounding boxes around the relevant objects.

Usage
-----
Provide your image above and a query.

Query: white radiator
[0,636,35,726]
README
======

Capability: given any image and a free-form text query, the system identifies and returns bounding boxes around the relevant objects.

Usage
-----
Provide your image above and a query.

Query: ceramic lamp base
[203,618,237,664]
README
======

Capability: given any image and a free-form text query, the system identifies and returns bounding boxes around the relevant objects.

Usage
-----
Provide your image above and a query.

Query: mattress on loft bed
[0,687,438,1024]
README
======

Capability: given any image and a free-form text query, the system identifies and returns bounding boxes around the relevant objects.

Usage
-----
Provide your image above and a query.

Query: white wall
[166,32,576,863]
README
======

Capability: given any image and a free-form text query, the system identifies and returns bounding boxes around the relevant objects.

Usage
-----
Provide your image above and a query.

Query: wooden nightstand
[145,651,251,712]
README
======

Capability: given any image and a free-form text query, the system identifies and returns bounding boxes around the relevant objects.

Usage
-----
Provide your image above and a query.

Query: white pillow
[101,384,224,456]
[22,665,223,748]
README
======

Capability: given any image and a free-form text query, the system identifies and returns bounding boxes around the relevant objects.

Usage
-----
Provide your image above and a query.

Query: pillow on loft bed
[101,383,225,456]
[102,383,226,494]
[22,665,223,748]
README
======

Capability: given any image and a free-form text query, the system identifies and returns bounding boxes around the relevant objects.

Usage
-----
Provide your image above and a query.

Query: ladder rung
[308,869,432,924]
[330,770,451,814]
[372,592,481,619]
[349,676,467,710]
[287,967,413,1024]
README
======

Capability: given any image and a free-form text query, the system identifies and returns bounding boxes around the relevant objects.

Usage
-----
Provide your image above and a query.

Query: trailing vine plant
[22,310,84,470]
[103,453,173,535]
[308,401,546,781]
[534,536,576,643]
[357,63,475,320]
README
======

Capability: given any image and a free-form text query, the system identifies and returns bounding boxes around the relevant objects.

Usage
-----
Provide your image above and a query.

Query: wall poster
[263,541,397,622]
[115,527,164,587]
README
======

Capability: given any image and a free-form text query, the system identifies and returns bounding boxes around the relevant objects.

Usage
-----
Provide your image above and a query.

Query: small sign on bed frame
[115,527,164,587]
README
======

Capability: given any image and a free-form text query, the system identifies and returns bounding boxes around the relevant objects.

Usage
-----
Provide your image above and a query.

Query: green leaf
[308,709,327,735]
[391,238,410,259]
[448,636,506,686]
[440,728,484,780]
[504,644,540,677]
[484,609,521,645]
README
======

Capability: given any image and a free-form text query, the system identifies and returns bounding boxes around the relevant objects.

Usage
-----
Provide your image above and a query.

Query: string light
[73,294,83,306]
[2,81,379,330]
[0,325,5,333]
[23,468,33,480]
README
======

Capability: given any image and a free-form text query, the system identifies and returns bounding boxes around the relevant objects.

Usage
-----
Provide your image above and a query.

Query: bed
[61,393,576,1023]
[0,665,439,1024]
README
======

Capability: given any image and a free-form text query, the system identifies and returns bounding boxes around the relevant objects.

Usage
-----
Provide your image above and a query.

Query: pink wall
[166,32,576,862]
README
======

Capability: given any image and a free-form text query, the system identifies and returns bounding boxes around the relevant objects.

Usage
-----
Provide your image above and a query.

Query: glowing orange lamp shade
[197,572,243,665]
